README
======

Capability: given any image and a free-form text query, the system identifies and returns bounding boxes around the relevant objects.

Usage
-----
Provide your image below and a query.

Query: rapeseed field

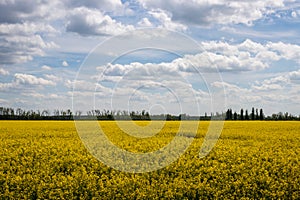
[0,121,299,199]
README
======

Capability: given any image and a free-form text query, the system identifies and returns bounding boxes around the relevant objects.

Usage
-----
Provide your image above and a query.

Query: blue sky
[0,0,300,116]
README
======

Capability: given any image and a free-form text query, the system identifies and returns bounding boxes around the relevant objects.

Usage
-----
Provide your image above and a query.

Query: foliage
[0,121,299,199]
[1,106,299,121]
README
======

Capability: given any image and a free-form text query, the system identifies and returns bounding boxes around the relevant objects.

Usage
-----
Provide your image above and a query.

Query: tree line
[0,106,299,121]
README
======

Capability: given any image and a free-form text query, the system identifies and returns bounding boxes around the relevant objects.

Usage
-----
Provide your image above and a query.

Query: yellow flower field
[0,121,299,199]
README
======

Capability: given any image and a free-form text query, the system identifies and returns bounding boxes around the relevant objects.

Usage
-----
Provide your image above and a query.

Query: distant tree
[75,110,82,117]
[166,114,172,121]
[53,109,60,116]
[66,109,72,119]
[16,108,22,116]
[259,109,264,120]
[284,112,289,120]
[278,112,283,120]
[226,109,233,120]
[271,113,278,120]
[226,109,229,120]
[41,110,50,117]
[9,108,14,116]
[251,107,255,120]
[179,114,184,121]
[145,111,150,120]
[233,112,238,120]
[240,109,244,120]
[245,110,249,120]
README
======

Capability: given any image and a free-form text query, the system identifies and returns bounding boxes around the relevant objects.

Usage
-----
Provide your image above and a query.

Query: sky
[0,0,300,116]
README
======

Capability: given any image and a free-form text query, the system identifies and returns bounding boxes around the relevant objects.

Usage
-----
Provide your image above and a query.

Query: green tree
[251,107,255,120]
[233,112,238,120]
[240,109,244,120]
[259,109,264,120]
[245,110,249,120]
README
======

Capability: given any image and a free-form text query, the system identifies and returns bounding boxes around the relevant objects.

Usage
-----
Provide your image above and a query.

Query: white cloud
[0,1,132,65]
[66,7,134,36]
[62,61,69,67]
[0,22,57,36]
[22,92,45,99]
[0,0,64,23]
[49,94,61,99]
[137,18,153,27]
[44,74,62,82]
[0,73,56,91]
[0,68,9,75]
[149,9,187,31]
[63,0,131,16]
[212,81,249,94]
[14,73,56,86]
[266,42,300,63]
[177,51,268,72]
[0,82,13,91]
[138,0,289,26]
[65,79,111,93]
[22,92,62,99]
[252,83,285,91]
[41,65,52,70]
[0,98,8,104]
[291,11,298,18]
[97,39,300,76]
[200,39,300,70]
[251,69,300,92]
[0,23,58,64]
[262,75,290,85]
[289,69,300,80]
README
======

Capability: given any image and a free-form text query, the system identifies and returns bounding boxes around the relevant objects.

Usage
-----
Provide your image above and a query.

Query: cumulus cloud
[0,22,57,36]
[0,82,13,91]
[0,73,56,91]
[22,92,62,99]
[64,0,131,16]
[65,79,110,92]
[250,69,300,94]
[266,42,300,63]
[0,98,8,104]
[176,51,268,72]
[66,7,134,36]
[0,0,63,23]
[252,83,285,91]
[14,73,56,86]
[0,1,61,64]
[212,81,249,94]
[97,39,300,76]
[44,74,62,82]
[0,0,133,65]
[289,69,300,81]
[62,61,69,67]
[291,11,298,18]
[138,18,153,27]
[41,65,52,71]
[0,0,60,65]
[149,9,187,31]
[0,68,9,76]
[138,0,289,26]
[200,39,300,70]
[0,23,58,64]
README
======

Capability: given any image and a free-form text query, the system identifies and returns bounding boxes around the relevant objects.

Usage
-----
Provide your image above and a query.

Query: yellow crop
[0,121,299,199]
